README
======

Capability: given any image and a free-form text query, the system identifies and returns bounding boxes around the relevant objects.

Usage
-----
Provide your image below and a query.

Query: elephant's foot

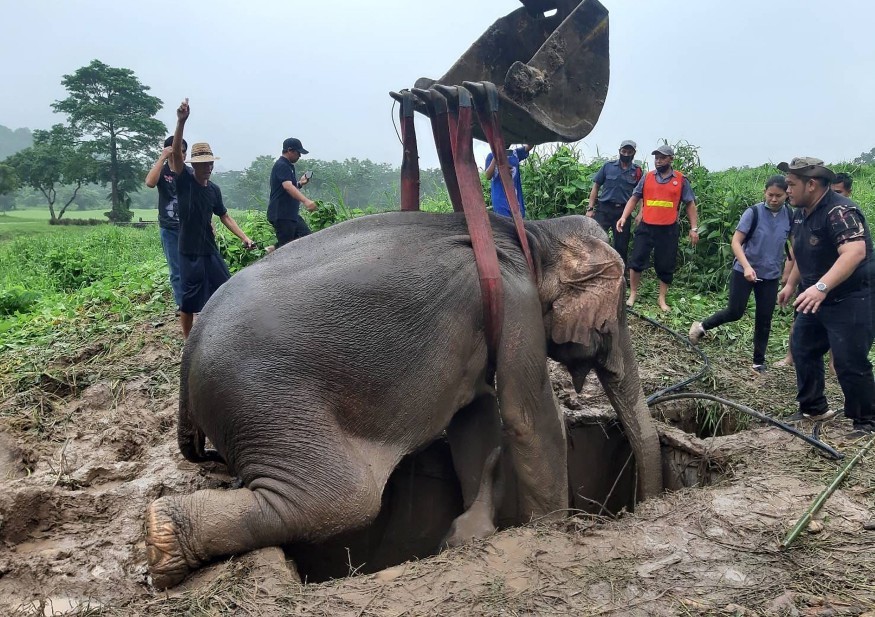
[145,497,199,589]
[442,507,497,549]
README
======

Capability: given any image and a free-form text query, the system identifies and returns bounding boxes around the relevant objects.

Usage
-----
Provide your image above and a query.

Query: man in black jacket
[777,157,875,435]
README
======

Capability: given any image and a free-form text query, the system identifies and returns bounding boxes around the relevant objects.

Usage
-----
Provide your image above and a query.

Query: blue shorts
[179,252,231,314]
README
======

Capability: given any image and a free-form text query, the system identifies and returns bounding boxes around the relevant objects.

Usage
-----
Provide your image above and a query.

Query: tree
[52,59,166,222]
[238,155,276,210]
[5,124,98,221]
[0,163,19,212]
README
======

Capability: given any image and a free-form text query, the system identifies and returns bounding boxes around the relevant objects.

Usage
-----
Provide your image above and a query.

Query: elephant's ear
[550,236,625,372]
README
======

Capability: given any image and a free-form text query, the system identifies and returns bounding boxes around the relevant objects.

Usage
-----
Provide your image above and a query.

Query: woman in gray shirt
[688,176,792,374]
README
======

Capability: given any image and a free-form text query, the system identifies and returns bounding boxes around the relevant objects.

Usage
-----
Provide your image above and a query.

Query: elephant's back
[183,211,494,456]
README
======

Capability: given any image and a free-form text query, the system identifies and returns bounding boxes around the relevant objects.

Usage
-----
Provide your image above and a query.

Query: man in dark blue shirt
[587,140,642,265]
[267,137,315,251]
[168,98,254,338]
[145,135,188,308]
[484,144,533,218]
[777,157,875,435]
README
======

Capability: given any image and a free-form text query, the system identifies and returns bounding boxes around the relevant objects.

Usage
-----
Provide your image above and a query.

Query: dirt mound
[1,313,874,616]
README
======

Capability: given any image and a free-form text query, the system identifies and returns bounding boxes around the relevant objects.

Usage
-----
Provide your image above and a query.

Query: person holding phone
[267,137,316,251]
[688,175,792,375]
[483,144,534,218]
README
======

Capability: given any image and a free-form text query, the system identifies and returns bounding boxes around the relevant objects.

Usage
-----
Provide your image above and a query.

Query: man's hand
[634,213,643,227]
[298,175,309,187]
[794,285,827,314]
[743,266,758,283]
[304,198,317,212]
[586,208,595,219]
[777,285,794,308]
[243,238,256,250]
[177,98,190,123]
[689,229,699,247]
[616,217,627,233]
[160,146,173,161]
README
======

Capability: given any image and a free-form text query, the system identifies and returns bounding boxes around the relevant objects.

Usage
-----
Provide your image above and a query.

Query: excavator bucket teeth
[414,0,608,145]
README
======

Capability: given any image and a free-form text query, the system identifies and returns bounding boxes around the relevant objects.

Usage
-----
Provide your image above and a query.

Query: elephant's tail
[177,353,225,465]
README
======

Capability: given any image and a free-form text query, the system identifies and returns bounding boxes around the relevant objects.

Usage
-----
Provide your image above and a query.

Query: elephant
[145,212,662,588]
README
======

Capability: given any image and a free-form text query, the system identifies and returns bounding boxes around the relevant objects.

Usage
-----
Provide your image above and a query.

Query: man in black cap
[586,139,642,265]
[616,144,699,311]
[777,157,875,435]
[267,137,316,251]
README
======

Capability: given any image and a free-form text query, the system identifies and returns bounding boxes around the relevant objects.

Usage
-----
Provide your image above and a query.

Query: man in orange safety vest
[616,144,699,312]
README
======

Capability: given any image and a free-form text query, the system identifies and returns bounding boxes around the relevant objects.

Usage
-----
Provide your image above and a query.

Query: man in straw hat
[169,98,254,339]
[777,157,875,435]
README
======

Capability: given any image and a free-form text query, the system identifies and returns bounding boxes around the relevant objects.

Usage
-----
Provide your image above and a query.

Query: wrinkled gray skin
[145,212,662,588]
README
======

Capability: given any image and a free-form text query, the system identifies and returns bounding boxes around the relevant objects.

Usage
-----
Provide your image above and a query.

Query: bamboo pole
[781,434,875,550]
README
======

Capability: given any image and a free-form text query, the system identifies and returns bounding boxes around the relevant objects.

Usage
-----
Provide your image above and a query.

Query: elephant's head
[527,215,663,499]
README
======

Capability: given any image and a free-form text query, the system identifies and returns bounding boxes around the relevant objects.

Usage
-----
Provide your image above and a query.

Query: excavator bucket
[414,0,608,145]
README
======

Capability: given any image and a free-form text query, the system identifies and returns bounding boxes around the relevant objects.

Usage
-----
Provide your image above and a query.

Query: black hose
[625,307,844,460]
[626,307,709,404]
[648,392,843,460]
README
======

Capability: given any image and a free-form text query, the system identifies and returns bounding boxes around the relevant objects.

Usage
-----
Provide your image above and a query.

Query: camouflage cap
[777,157,836,181]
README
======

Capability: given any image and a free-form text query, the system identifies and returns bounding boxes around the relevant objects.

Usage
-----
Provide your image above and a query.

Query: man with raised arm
[168,98,254,339]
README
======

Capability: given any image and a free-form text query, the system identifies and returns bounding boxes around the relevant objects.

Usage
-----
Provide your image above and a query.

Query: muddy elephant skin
[144,212,661,588]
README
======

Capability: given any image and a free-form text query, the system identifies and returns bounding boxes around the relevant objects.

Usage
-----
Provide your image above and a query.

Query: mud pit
[1,314,874,616]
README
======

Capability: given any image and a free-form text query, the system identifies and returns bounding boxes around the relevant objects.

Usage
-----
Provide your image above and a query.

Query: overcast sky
[2,0,874,172]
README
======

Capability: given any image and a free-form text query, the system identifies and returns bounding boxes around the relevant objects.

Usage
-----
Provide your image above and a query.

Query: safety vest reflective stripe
[641,170,685,225]
[645,199,674,208]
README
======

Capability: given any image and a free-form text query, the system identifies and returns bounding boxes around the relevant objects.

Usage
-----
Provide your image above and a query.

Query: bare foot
[775,357,793,367]
[626,295,636,307]
[658,301,670,313]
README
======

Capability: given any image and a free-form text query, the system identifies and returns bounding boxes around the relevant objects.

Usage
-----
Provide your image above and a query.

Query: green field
[0,207,253,243]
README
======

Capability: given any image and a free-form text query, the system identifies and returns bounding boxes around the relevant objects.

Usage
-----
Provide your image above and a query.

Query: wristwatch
[690,227,699,232]
[815,281,829,293]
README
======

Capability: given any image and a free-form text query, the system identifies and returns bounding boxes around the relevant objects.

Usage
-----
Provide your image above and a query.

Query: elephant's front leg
[497,340,569,520]
[442,396,504,547]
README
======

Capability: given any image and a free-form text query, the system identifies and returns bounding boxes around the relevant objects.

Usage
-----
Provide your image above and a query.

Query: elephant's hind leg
[145,463,386,588]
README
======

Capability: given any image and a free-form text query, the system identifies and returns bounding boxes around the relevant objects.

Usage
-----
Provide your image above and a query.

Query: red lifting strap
[464,81,536,280]
[398,91,420,211]
[446,86,504,365]
[411,87,463,212]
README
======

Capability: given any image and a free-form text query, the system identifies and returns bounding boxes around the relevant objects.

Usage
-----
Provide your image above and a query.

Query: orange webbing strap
[465,81,535,280]
[398,91,420,211]
[411,87,463,212]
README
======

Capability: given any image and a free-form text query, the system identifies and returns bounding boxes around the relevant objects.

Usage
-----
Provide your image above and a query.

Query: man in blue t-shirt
[267,137,316,252]
[484,144,533,218]
[145,135,188,308]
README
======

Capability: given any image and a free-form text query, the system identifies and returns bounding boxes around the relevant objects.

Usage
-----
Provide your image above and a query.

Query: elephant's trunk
[595,307,663,501]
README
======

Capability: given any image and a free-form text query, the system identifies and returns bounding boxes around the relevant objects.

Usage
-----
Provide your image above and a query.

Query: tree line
[0,60,447,221]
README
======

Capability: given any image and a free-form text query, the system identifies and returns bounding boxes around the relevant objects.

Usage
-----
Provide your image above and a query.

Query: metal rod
[781,434,875,549]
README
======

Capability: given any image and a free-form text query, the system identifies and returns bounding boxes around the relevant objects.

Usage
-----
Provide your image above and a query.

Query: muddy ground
[1,310,874,616]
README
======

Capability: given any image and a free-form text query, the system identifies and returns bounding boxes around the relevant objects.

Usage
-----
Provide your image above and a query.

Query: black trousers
[792,293,875,424]
[628,222,679,283]
[702,269,779,365]
[594,203,631,265]
[271,217,311,249]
